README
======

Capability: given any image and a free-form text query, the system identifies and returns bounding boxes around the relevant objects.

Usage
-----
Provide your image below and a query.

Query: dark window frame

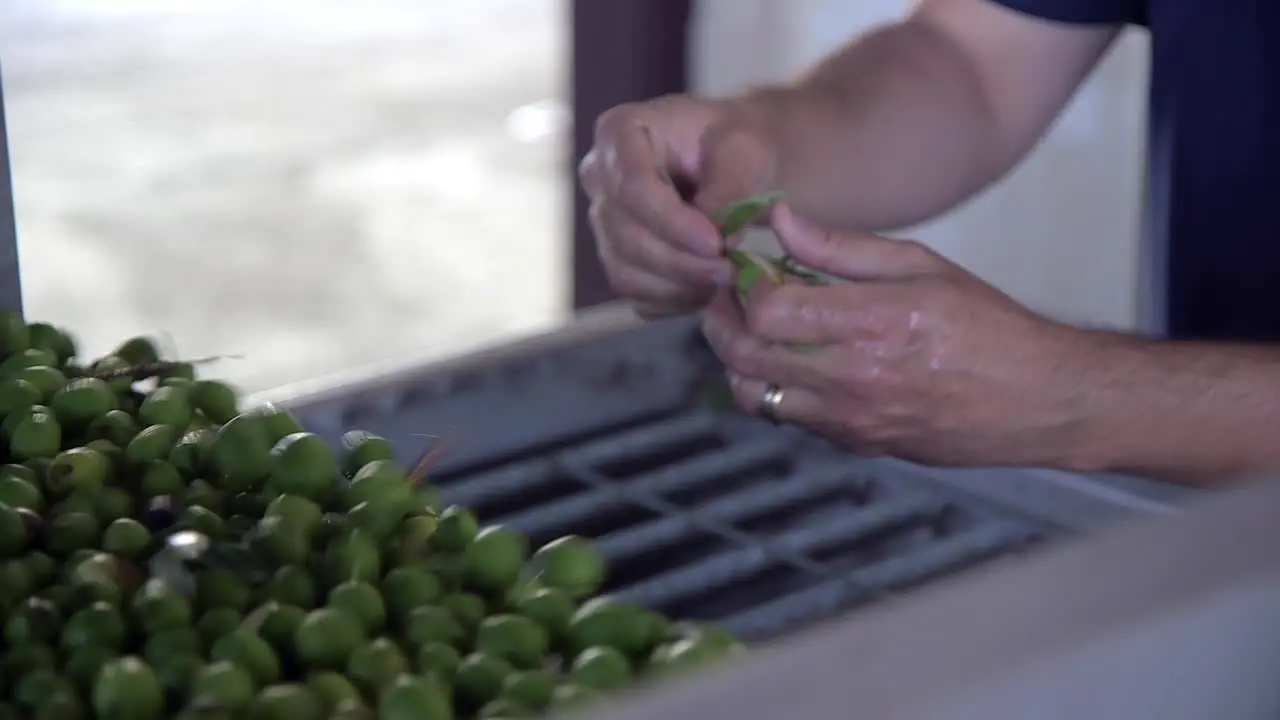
[0,57,23,314]
[570,0,691,309]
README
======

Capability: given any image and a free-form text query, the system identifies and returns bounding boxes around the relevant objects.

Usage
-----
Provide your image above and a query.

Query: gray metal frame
[571,0,691,309]
[0,57,22,314]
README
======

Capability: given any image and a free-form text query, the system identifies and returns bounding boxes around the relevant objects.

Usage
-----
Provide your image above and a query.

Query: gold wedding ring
[760,384,785,424]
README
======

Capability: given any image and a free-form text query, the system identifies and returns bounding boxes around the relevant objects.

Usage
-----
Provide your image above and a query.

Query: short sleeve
[989,0,1146,25]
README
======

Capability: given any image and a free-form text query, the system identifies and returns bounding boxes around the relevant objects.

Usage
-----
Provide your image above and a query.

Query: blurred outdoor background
[1,0,569,394]
[0,0,1150,397]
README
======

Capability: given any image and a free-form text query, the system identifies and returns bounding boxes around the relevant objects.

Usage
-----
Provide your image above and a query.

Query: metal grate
[279,318,1070,642]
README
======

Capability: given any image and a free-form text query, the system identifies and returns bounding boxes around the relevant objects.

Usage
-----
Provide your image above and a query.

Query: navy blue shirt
[994,0,1280,341]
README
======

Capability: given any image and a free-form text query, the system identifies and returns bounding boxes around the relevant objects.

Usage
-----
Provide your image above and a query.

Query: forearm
[1063,331,1280,486]
[735,19,1010,232]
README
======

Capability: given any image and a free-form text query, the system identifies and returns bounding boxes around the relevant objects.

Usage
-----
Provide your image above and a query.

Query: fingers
[590,201,731,284]
[727,371,826,426]
[742,282,896,345]
[702,296,842,392]
[601,262,708,320]
[590,208,711,318]
[582,97,786,320]
[582,101,745,318]
[691,124,778,240]
[592,105,723,258]
[771,203,941,280]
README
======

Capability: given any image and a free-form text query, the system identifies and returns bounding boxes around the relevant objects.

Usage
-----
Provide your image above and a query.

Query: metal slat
[583,440,794,505]
[500,437,792,542]
[440,457,568,512]
[721,525,1031,639]
[498,483,643,541]
[614,497,942,609]
[560,413,720,469]
[593,468,866,563]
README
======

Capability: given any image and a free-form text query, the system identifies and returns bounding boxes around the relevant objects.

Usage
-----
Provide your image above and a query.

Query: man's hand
[702,203,1093,468]
[579,95,781,319]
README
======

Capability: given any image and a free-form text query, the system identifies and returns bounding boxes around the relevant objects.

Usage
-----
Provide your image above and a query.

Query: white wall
[689,0,1151,330]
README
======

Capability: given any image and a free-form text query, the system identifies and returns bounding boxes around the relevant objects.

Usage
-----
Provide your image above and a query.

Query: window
[2,0,569,394]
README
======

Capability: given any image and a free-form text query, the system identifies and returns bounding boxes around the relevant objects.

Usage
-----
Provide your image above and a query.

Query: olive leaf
[723,259,832,360]
[725,248,783,305]
[716,192,834,354]
[723,249,824,354]
[713,190,785,237]
[774,255,827,285]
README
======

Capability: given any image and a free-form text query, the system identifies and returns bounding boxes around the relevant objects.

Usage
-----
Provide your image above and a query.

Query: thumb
[772,203,935,280]
[691,125,777,241]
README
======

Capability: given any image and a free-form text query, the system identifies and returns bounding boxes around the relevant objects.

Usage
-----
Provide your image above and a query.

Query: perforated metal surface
[437,412,1044,641]
[278,316,1148,643]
